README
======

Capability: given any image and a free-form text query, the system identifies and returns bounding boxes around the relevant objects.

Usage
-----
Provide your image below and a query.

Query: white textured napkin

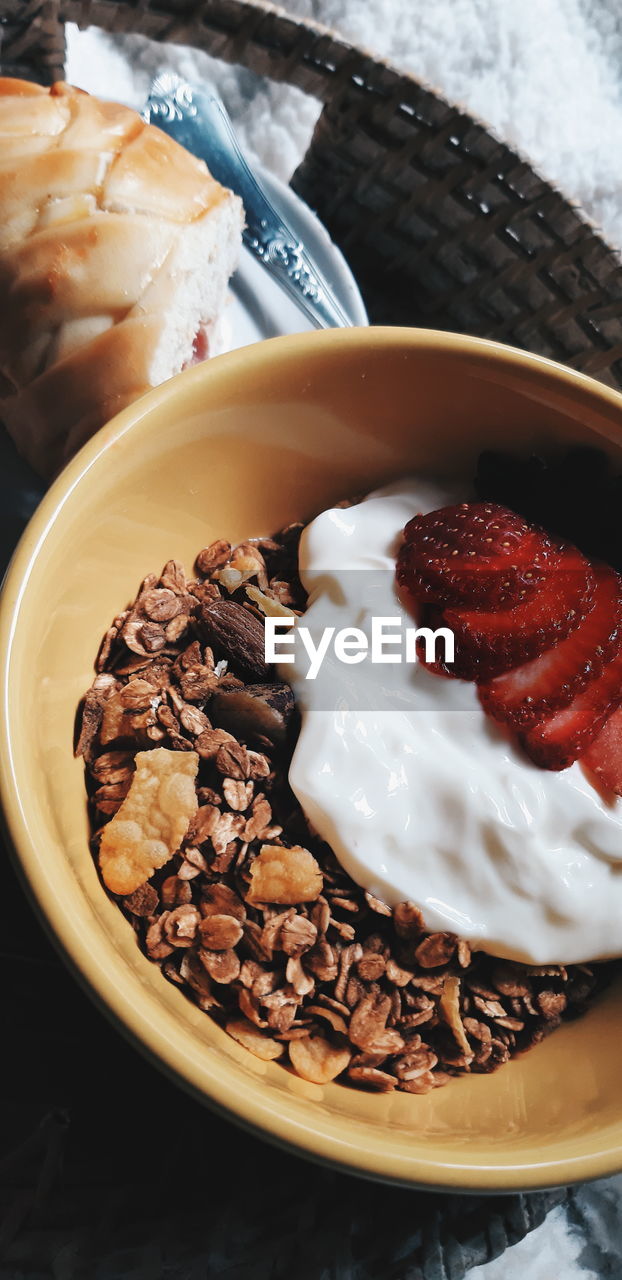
[67,0,622,250]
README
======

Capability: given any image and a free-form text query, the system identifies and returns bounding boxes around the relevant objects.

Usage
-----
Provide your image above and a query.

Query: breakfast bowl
[2,326,622,1192]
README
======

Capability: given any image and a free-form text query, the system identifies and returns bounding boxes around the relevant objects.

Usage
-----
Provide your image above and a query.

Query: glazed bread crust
[0,79,244,476]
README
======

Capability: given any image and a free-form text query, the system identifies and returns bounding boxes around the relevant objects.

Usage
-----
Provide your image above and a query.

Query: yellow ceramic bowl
[3,328,622,1192]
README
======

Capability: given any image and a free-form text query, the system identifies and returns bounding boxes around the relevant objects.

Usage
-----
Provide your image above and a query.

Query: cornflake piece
[288,1033,351,1084]
[99,748,198,895]
[246,844,323,905]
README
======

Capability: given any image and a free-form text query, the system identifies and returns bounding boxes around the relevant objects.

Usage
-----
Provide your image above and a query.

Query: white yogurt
[282,480,622,965]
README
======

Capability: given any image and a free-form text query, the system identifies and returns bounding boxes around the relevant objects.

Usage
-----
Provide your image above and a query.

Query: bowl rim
[3,325,622,1193]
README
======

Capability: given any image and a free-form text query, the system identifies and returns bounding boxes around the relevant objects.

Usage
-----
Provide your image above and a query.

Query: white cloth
[66,7,622,1275]
[67,0,622,249]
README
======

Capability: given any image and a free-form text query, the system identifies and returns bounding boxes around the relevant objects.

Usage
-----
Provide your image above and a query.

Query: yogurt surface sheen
[283,479,622,966]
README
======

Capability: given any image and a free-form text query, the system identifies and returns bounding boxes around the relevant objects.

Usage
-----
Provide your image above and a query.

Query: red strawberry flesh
[581,706,622,795]
[442,547,595,680]
[521,643,622,770]
[479,563,622,728]
[398,495,622,785]
[397,502,554,610]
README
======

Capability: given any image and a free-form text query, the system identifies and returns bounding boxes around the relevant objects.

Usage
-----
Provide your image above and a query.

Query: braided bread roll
[0,79,244,477]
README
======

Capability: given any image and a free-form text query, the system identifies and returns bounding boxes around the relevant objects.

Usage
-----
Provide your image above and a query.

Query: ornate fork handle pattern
[145,74,356,330]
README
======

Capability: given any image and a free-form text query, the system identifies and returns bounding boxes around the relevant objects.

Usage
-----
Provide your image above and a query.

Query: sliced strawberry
[581,706,622,795]
[443,548,595,680]
[479,564,622,728]
[397,502,554,610]
[521,645,622,770]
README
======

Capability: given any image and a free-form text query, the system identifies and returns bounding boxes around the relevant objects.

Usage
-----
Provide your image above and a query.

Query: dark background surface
[0,822,571,1279]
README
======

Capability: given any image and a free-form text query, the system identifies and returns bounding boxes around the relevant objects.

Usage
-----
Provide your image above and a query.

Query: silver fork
[143,73,359,331]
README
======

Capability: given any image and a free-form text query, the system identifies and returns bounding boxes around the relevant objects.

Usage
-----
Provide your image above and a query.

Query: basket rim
[57,0,620,261]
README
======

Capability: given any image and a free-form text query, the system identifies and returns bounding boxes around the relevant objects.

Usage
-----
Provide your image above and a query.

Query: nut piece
[288,1033,351,1084]
[246,844,323,905]
[210,683,294,746]
[201,600,269,680]
[226,1018,284,1061]
[99,748,199,895]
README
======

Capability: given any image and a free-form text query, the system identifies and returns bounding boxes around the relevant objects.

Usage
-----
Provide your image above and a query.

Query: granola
[98,748,198,894]
[77,527,614,1093]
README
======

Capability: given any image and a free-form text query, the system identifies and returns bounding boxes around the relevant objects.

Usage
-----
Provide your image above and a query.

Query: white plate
[225,168,367,350]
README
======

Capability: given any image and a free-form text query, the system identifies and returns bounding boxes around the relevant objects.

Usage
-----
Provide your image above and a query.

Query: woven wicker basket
[0,2,613,1273]
[2,0,622,390]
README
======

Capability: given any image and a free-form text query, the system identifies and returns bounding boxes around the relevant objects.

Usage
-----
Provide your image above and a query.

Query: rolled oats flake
[288,1033,351,1085]
[164,904,201,947]
[348,1065,396,1092]
[226,1018,283,1061]
[199,913,244,951]
[280,915,317,957]
[200,948,241,984]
